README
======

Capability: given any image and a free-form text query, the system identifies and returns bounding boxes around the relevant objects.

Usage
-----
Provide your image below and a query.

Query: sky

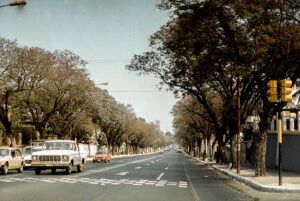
[0,0,177,133]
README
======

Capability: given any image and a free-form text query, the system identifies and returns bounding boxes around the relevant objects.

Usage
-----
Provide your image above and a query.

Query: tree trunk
[194,139,197,157]
[203,138,207,161]
[231,136,237,169]
[198,139,202,158]
[255,131,267,176]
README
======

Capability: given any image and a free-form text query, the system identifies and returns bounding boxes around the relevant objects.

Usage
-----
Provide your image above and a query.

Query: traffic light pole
[268,79,292,186]
[278,106,282,186]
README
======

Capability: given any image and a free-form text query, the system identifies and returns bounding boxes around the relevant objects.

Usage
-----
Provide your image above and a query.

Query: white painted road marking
[0,177,187,188]
[134,166,142,169]
[116,172,129,176]
[156,173,164,180]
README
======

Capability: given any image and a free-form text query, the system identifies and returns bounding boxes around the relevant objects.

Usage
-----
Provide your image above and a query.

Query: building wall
[266,133,300,173]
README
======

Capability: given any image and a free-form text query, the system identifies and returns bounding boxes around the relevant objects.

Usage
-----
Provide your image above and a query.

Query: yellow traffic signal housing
[267,80,278,103]
[281,80,293,102]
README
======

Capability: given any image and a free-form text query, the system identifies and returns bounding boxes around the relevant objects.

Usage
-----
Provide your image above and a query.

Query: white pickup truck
[31,140,83,175]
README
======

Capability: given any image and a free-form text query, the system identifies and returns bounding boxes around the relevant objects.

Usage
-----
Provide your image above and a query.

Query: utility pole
[69,98,72,140]
[237,78,241,174]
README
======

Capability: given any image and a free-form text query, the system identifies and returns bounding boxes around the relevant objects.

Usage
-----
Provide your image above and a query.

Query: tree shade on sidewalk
[187,153,300,193]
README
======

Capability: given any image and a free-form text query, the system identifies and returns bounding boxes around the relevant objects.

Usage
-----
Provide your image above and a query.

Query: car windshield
[33,147,42,152]
[44,142,73,150]
[96,151,105,155]
[0,149,9,156]
[23,147,33,156]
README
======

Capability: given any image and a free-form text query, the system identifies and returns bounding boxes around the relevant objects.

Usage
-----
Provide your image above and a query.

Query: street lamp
[0,0,26,8]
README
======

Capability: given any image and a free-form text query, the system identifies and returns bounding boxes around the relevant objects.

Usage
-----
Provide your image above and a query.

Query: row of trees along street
[0,37,172,155]
[126,0,299,176]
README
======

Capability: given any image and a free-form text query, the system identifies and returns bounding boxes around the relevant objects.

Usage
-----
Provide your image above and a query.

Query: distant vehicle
[93,151,111,163]
[0,147,24,175]
[22,146,42,169]
[177,148,183,153]
[31,140,83,175]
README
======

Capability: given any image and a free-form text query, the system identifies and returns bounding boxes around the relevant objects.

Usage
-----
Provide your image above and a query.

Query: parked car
[0,147,24,175]
[31,140,83,175]
[22,146,42,169]
[93,151,111,163]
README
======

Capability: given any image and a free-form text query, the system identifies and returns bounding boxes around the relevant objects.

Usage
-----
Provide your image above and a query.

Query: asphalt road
[1,149,300,201]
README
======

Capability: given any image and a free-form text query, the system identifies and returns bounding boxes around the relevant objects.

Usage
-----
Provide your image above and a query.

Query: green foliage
[127,0,299,175]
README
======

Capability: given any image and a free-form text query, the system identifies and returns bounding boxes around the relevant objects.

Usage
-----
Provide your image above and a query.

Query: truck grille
[39,155,61,162]
[25,160,32,164]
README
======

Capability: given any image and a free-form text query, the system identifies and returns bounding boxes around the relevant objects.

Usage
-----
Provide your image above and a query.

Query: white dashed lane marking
[134,166,142,169]
[156,173,164,180]
[116,172,128,176]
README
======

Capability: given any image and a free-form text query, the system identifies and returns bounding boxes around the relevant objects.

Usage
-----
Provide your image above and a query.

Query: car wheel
[18,162,23,173]
[35,168,41,175]
[51,168,56,174]
[66,162,73,174]
[2,162,8,175]
[77,163,82,172]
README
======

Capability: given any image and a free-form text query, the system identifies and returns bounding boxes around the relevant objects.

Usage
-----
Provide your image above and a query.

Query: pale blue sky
[0,0,176,132]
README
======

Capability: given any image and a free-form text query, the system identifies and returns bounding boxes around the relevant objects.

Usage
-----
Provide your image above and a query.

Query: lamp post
[0,0,26,8]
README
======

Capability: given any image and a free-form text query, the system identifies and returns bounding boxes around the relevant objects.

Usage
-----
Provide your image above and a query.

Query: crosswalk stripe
[0,177,188,189]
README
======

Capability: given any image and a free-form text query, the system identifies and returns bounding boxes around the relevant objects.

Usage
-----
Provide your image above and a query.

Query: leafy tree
[127,0,299,176]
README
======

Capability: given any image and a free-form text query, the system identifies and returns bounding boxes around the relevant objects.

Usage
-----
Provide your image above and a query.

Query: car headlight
[62,155,69,161]
[32,155,38,161]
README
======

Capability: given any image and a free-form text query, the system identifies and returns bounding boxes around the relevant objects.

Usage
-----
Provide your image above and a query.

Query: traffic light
[267,80,277,103]
[9,1,26,6]
[281,79,293,102]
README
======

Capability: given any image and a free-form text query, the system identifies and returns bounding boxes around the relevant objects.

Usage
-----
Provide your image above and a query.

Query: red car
[93,151,111,163]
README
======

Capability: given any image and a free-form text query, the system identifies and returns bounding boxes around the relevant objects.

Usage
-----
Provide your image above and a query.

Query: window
[295,119,298,130]
[286,119,290,131]
[16,149,22,157]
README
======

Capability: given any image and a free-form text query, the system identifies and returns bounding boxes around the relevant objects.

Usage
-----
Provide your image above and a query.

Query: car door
[10,149,17,169]
[72,143,80,164]
[15,149,23,167]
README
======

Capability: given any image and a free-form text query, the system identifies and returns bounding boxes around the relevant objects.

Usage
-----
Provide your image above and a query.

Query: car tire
[66,162,73,174]
[77,163,82,172]
[2,162,8,175]
[35,168,41,175]
[51,168,56,174]
[18,162,23,173]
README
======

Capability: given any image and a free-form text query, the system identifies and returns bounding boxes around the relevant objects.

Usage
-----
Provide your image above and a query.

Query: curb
[185,153,300,193]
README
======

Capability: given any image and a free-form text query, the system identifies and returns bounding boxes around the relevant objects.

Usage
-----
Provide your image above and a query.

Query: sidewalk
[189,154,300,192]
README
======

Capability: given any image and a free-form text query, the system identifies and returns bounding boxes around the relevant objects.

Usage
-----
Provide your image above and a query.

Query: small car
[22,146,42,169]
[93,151,111,163]
[0,147,24,175]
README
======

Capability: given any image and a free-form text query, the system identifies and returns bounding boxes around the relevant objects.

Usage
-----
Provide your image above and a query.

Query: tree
[127,0,299,176]
[0,38,53,146]
[22,49,89,139]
